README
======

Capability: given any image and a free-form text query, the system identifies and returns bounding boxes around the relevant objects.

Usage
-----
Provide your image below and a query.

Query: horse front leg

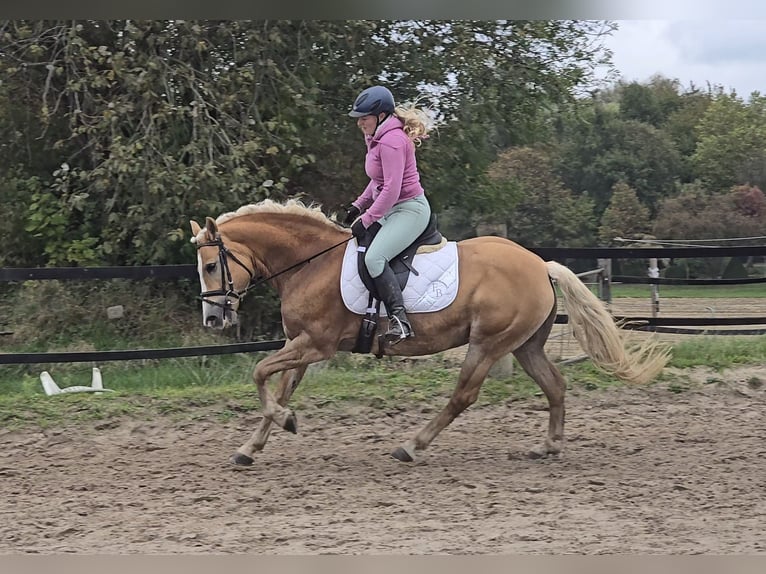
[230,364,308,466]
[231,334,329,465]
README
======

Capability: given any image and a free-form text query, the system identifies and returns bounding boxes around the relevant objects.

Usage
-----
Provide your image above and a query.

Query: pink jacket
[351,115,425,228]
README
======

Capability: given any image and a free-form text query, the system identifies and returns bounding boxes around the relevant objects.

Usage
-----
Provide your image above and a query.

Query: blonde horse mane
[216,198,346,231]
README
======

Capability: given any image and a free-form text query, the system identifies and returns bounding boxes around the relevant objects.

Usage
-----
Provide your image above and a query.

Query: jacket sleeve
[360,140,406,227]
[351,179,376,213]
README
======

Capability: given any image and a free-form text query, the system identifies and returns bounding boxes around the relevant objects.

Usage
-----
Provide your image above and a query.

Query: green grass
[2,335,765,430]
[667,335,766,370]
[2,280,765,430]
[610,283,766,298]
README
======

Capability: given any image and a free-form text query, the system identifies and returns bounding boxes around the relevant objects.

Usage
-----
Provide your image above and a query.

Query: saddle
[355,213,444,298]
[352,214,444,354]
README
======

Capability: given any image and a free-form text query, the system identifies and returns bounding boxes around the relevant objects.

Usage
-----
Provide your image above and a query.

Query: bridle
[195,236,256,312]
[195,233,353,313]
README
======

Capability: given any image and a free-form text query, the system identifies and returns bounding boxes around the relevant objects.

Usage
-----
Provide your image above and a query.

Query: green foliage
[554,101,682,216]
[482,146,596,247]
[662,89,713,181]
[0,173,50,266]
[0,19,616,266]
[2,279,204,353]
[653,182,766,250]
[692,93,766,192]
[617,78,682,127]
[598,181,650,244]
[3,20,763,260]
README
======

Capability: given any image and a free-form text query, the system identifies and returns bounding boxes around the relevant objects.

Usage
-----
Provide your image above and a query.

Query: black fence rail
[2,245,765,364]
[0,340,286,365]
[3,245,766,283]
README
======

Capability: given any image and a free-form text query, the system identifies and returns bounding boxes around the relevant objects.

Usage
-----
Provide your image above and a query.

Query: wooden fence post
[597,258,612,304]
[649,257,660,318]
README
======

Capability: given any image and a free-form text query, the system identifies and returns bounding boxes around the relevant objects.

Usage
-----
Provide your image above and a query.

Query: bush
[722,257,749,279]
[664,261,690,279]
[4,280,204,349]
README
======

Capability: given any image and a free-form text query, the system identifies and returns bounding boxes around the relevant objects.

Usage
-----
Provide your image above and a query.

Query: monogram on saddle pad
[339,215,459,317]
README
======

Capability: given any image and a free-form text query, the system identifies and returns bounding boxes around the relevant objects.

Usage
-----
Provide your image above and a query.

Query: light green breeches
[364,194,431,278]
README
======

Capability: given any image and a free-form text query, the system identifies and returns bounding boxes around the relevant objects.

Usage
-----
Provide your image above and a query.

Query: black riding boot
[372,264,413,344]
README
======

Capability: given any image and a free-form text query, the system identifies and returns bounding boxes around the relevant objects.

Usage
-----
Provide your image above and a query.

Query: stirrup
[385,315,413,345]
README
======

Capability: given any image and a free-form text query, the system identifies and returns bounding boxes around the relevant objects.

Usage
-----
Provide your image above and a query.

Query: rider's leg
[364,195,431,343]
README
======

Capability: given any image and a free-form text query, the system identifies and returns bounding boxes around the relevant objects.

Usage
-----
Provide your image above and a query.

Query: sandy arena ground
[1,363,765,555]
[0,298,764,554]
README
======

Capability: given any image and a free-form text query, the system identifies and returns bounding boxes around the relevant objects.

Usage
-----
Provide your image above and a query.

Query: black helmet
[348,85,395,118]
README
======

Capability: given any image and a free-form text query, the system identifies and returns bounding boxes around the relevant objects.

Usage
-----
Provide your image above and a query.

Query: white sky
[602,20,766,98]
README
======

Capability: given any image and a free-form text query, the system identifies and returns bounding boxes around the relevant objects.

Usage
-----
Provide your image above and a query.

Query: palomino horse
[190,199,669,465]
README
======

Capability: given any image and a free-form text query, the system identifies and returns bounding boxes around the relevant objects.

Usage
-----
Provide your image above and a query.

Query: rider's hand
[342,204,361,226]
[351,219,367,239]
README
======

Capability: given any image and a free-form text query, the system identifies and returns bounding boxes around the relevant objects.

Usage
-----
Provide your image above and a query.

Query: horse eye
[205,262,217,274]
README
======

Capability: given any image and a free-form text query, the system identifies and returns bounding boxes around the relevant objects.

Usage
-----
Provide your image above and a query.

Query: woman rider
[343,85,433,345]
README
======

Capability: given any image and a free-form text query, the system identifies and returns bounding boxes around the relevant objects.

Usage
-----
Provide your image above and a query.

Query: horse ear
[205,216,219,239]
[190,220,202,238]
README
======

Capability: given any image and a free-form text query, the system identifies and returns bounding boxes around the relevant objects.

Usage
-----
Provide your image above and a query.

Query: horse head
[190,216,255,329]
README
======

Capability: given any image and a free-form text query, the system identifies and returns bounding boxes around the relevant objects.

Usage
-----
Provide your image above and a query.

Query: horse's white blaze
[197,251,217,327]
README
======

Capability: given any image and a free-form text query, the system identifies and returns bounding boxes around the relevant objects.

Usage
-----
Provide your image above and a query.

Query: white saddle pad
[340,240,459,316]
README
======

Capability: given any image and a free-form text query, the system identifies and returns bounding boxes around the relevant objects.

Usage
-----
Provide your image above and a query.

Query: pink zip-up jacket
[351,115,425,228]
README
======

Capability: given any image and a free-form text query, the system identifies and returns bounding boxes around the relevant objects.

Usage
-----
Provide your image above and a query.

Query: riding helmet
[348,85,395,118]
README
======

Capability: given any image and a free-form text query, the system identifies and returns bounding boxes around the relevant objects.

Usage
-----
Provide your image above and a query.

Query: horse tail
[545,260,670,384]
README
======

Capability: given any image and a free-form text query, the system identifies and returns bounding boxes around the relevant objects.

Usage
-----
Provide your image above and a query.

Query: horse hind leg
[392,343,498,462]
[512,315,566,459]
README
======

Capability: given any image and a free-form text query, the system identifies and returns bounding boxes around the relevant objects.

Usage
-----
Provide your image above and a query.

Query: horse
[189,199,670,465]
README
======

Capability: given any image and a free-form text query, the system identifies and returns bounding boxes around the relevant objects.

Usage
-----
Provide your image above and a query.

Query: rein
[195,234,353,309]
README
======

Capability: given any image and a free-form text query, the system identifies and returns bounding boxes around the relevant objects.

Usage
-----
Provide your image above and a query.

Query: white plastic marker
[40,367,114,396]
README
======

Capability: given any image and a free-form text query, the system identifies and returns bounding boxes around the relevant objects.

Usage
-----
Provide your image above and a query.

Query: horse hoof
[526,447,560,460]
[391,447,414,462]
[283,413,298,434]
[230,452,254,466]
[526,449,546,460]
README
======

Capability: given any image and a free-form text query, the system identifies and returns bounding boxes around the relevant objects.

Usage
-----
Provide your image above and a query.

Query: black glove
[351,219,367,239]
[342,204,361,225]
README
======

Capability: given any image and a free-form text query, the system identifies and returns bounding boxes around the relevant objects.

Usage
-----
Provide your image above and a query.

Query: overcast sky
[601,20,766,98]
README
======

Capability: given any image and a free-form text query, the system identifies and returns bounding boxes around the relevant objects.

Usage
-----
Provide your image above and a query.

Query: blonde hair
[394,103,434,145]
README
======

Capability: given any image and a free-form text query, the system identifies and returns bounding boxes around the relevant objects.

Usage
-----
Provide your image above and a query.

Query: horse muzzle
[202,298,239,329]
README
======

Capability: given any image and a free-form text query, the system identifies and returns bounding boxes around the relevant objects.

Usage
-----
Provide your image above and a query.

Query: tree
[662,89,713,182]
[731,184,766,219]
[653,183,766,241]
[692,93,766,192]
[652,183,766,277]
[482,147,596,247]
[618,81,667,126]
[2,20,345,264]
[0,19,616,266]
[555,102,681,216]
[598,181,650,245]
